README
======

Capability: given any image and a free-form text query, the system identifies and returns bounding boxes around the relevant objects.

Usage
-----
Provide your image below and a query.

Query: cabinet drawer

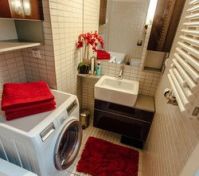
[94,109,150,141]
[95,99,154,123]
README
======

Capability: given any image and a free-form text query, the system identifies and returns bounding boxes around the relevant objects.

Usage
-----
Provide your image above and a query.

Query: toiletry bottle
[96,62,101,76]
[90,56,95,75]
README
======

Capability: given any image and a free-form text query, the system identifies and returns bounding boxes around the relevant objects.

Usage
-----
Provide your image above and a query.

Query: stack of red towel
[97,50,110,60]
[1,81,56,121]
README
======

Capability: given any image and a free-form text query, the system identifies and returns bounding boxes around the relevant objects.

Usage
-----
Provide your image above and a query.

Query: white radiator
[168,0,199,119]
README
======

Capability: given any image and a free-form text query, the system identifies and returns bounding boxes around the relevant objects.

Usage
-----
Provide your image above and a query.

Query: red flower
[76,31,104,52]
[76,41,83,48]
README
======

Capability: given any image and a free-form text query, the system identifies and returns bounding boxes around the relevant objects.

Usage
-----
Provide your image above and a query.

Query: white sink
[95,75,139,107]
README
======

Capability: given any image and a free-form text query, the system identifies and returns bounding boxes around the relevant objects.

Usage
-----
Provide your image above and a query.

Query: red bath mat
[77,137,139,176]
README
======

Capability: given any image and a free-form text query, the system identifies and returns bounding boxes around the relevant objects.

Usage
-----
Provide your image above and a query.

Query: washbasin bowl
[95,75,139,107]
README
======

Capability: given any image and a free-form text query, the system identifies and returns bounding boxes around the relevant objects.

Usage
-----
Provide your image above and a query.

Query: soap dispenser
[96,62,101,76]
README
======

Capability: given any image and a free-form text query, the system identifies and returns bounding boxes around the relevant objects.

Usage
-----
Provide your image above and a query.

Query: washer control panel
[67,100,77,115]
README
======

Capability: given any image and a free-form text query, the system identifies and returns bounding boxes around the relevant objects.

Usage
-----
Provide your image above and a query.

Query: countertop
[135,94,155,112]
[77,73,101,79]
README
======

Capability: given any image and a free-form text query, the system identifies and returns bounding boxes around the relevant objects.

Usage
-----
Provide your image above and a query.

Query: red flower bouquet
[76,31,104,74]
[76,31,104,59]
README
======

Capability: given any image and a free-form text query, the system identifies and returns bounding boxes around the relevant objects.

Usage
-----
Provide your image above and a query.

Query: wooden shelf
[0,40,40,53]
[77,73,102,79]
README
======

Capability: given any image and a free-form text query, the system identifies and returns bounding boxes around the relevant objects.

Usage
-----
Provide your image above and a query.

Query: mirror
[144,0,186,71]
[98,0,185,71]
[99,0,149,66]
[147,0,186,52]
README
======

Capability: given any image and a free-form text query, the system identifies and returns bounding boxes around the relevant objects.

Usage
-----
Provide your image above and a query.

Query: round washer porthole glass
[54,120,82,170]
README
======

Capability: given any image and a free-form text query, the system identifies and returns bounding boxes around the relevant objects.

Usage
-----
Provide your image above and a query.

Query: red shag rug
[77,137,139,176]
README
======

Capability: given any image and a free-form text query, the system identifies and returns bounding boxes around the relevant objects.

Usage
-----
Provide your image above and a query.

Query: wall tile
[21,0,57,89]
[142,71,199,176]
[0,51,26,89]
[48,0,100,94]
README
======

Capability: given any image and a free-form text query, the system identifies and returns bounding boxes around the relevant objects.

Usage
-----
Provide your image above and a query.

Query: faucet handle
[118,64,125,79]
[121,64,125,70]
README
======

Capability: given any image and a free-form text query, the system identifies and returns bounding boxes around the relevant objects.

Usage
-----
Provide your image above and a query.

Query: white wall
[0,50,26,90]
[0,20,26,90]
[103,0,149,59]
[49,0,100,93]
[0,19,17,41]
[180,142,199,176]
[22,0,57,89]
[144,50,166,69]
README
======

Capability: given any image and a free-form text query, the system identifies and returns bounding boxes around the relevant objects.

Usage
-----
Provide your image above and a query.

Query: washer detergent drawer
[94,109,150,141]
[40,123,55,142]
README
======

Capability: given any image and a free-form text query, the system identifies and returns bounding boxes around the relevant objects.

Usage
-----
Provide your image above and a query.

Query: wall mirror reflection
[98,0,186,71]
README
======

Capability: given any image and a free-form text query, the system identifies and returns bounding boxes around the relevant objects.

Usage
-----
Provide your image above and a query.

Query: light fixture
[11,0,23,15]
[23,0,31,16]
[146,0,158,25]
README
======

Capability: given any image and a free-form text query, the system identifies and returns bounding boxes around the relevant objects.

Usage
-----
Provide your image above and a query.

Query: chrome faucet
[118,64,124,79]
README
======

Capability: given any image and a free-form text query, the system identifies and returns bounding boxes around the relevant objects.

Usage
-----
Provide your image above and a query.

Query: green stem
[87,45,89,60]
[84,44,87,59]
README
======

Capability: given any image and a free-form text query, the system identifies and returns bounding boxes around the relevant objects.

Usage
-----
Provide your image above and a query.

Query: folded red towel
[1,81,54,111]
[97,50,110,60]
[5,104,56,121]
[5,100,56,113]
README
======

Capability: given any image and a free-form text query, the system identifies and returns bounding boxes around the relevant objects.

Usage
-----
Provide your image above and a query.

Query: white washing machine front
[0,90,82,176]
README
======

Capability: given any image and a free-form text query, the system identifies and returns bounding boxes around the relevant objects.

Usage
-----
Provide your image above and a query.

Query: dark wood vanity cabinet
[0,0,43,20]
[94,99,155,149]
[0,0,12,18]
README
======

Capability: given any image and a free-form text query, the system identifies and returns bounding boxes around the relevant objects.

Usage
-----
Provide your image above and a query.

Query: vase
[78,64,90,74]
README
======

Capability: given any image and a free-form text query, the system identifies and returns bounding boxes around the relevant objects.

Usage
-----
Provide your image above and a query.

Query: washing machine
[0,90,82,176]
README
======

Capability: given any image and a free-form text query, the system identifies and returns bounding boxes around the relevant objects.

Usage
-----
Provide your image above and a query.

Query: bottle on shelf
[96,61,101,76]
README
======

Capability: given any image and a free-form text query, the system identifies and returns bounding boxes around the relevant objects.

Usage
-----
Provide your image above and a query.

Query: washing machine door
[54,119,82,170]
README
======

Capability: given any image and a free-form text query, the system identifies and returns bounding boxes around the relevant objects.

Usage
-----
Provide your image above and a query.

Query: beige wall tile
[49,0,100,93]
[0,50,26,89]
[21,0,57,89]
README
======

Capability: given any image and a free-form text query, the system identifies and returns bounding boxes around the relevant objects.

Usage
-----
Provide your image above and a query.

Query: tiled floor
[68,125,143,176]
